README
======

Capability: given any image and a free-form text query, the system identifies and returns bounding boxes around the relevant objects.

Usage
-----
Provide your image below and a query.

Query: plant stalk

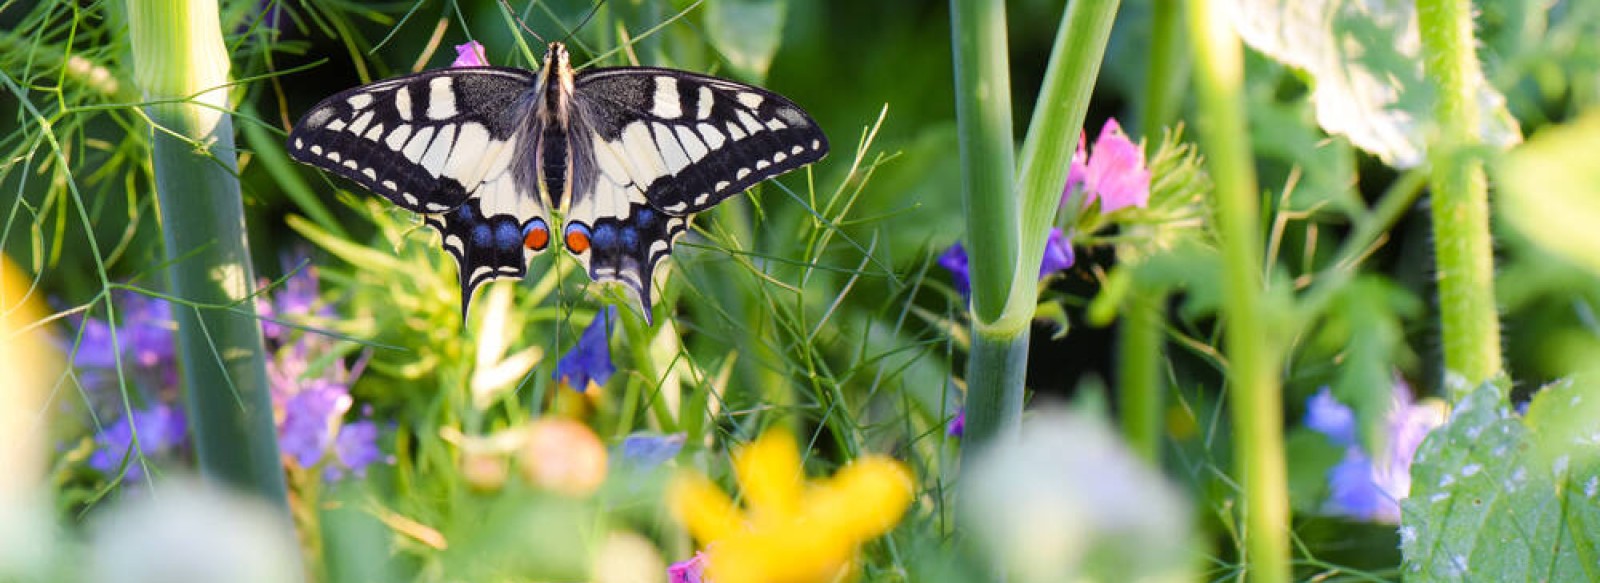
[1417,0,1502,394]
[1186,1,1290,581]
[127,0,290,509]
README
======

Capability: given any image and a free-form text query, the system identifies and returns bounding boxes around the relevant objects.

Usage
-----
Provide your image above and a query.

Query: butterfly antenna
[559,0,605,46]
[496,0,546,44]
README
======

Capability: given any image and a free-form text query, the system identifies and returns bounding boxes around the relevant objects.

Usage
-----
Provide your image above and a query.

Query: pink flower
[667,551,708,583]
[452,41,488,67]
[1064,119,1151,214]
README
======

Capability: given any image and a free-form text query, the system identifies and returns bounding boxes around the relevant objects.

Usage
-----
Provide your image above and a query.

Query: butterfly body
[288,42,828,322]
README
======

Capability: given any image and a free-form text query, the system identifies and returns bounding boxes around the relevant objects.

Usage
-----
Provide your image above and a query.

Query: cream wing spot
[310,145,323,155]
[342,159,358,170]
[727,123,747,141]
[327,151,342,162]
[381,179,397,191]
[326,118,347,132]
[385,125,412,151]
[714,180,730,191]
[402,126,436,164]
[293,138,304,150]
[674,126,709,161]
[443,122,489,181]
[426,77,458,120]
[736,92,764,109]
[362,168,377,180]
[697,123,726,149]
[736,168,750,179]
[395,87,413,121]
[362,123,385,141]
[773,152,787,163]
[735,110,764,134]
[791,145,804,155]
[346,93,374,110]
[696,86,714,119]
[620,122,666,181]
[813,139,822,150]
[419,124,456,177]
[652,123,691,173]
[756,160,770,170]
[764,118,788,131]
[651,76,682,119]
[347,111,375,135]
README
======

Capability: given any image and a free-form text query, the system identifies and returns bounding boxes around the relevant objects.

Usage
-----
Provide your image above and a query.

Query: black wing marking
[560,68,827,319]
[288,67,539,214]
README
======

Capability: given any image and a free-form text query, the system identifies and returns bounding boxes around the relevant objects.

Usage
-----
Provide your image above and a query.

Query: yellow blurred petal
[734,430,804,520]
[668,472,744,542]
[807,457,914,540]
[708,529,850,583]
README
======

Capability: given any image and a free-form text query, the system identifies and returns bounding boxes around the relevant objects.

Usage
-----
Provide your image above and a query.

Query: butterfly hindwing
[559,67,828,316]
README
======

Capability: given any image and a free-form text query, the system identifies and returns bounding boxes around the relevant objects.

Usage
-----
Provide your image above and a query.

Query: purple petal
[278,385,351,468]
[553,309,616,392]
[1038,228,1075,278]
[947,408,966,437]
[1322,448,1396,522]
[1061,132,1089,205]
[667,552,708,583]
[90,404,188,479]
[1083,119,1151,214]
[938,243,972,299]
[1304,387,1357,447]
[452,41,488,67]
[619,432,686,468]
[325,420,384,481]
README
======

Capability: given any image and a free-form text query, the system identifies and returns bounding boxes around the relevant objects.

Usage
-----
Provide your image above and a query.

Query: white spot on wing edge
[395,86,413,121]
[362,168,377,180]
[293,138,304,150]
[812,139,822,150]
[714,181,730,191]
[664,202,687,213]
[347,93,374,110]
[326,118,347,132]
[381,180,397,191]
[773,152,787,163]
[402,192,419,206]
[736,168,750,179]
[310,145,323,155]
[696,86,714,119]
[756,160,770,170]
[791,145,804,155]
[736,92,764,109]
[651,76,682,119]
[426,76,458,120]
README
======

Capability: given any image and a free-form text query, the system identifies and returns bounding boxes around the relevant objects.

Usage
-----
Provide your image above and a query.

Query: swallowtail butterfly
[288,42,828,323]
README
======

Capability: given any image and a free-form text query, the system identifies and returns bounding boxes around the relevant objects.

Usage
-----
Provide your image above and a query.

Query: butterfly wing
[288,68,554,312]
[562,67,829,319]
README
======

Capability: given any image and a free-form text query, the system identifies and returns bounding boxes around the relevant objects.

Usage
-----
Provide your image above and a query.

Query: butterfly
[287,42,828,323]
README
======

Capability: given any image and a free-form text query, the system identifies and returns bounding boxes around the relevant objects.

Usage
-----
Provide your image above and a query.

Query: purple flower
[89,404,188,480]
[1039,228,1075,277]
[553,309,615,393]
[1064,119,1150,214]
[278,384,350,468]
[453,41,488,67]
[328,419,384,480]
[667,552,708,583]
[947,408,966,438]
[1306,380,1446,523]
[69,294,174,374]
[257,264,328,341]
[939,229,1075,301]
[937,243,972,299]
[619,432,686,468]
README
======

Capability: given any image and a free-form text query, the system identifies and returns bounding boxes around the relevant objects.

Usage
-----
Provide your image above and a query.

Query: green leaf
[703,0,788,82]
[1400,380,1600,580]
[1233,0,1521,167]
[1497,111,1600,278]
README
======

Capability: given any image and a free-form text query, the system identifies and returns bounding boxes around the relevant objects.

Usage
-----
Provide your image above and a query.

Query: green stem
[949,0,1019,327]
[1185,2,1289,581]
[1121,0,1184,463]
[127,0,290,509]
[1418,0,1502,394]
[1118,293,1164,462]
[1139,0,1188,140]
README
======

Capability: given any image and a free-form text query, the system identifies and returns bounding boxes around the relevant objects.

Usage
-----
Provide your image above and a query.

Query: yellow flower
[668,430,914,583]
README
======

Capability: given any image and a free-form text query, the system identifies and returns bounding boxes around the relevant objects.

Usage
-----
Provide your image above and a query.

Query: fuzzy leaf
[1231,0,1521,167]
[1400,380,1600,580]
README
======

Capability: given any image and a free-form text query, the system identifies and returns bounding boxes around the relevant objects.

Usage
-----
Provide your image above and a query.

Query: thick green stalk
[1418,0,1502,393]
[128,0,290,508]
[949,0,1021,450]
[1139,0,1187,140]
[1186,2,1289,581]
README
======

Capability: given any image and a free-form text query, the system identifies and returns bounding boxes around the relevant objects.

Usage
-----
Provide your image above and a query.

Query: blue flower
[939,229,1076,301]
[619,432,686,468]
[89,404,188,480]
[553,308,616,393]
[1305,381,1447,523]
[329,418,384,481]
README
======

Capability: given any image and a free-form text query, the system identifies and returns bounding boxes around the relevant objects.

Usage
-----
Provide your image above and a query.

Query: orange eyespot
[524,225,550,251]
[565,229,590,254]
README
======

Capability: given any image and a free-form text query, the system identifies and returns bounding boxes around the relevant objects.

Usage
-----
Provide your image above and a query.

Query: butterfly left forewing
[559,67,828,320]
